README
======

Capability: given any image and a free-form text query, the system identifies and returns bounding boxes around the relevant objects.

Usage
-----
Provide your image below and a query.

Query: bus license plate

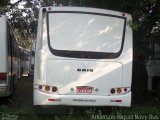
[76,87,93,93]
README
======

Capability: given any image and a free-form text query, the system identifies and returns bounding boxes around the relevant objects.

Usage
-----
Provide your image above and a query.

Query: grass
[0,104,160,120]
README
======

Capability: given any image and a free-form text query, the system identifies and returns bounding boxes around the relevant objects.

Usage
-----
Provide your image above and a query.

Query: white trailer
[34,7,133,107]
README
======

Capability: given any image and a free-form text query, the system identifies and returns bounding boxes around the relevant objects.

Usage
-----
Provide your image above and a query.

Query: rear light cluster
[0,73,7,80]
[38,85,58,93]
[110,87,130,94]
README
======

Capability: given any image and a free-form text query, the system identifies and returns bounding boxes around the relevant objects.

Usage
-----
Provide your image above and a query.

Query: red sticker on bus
[76,86,93,93]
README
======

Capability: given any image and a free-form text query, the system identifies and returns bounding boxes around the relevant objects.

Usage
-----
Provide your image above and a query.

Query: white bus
[34,7,133,107]
[29,41,36,76]
[19,47,30,77]
[0,15,19,97]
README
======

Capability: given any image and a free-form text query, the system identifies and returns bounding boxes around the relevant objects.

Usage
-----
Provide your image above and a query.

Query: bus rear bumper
[0,86,9,97]
[34,89,131,107]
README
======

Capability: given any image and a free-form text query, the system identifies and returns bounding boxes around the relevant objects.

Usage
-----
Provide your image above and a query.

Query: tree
[0,0,40,49]
[7,0,40,49]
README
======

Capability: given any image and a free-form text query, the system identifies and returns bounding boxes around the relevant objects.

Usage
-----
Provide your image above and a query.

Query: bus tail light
[52,86,57,92]
[117,88,122,93]
[37,85,58,93]
[0,73,7,80]
[38,85,42,90]
[110,88,115,94]
[124,88,127,92]
[45,86,50,91]
[110,87,129,94]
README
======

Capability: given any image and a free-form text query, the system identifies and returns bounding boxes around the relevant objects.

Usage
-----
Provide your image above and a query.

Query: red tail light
[0,73,7,80]
[45,86,50,91]
[110,88,115,94]
[124,88,127,92]
[52,86,57,92]
[38,85,42,90]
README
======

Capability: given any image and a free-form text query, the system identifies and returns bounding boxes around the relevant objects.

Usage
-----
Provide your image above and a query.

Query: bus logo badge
[77,68,94,72]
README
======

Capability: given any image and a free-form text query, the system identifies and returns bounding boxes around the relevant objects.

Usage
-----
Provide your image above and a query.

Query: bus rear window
[47,12,126,58]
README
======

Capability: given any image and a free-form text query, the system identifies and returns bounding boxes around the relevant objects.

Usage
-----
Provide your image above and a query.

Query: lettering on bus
[73,99,96,102]
[77,68,94,72]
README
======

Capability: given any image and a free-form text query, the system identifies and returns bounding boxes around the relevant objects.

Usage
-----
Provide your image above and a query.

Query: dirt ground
[12,76,33,107]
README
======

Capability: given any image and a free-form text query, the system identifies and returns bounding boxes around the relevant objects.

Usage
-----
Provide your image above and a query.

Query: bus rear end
[34,7,133,107]
[0,15,10,97]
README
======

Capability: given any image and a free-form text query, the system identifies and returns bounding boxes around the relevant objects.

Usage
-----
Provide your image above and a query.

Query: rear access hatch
[46,59,122,96]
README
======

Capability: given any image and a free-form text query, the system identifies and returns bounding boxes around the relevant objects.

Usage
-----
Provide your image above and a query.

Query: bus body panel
[0,16,7,73]
[46,60,122,96]
[34,7,133,107]
[0,16,10,96]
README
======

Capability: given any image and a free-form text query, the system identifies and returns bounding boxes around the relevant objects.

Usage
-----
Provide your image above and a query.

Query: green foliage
[0,104,160,120]
[128,20,140,31]
[0,0,8,13]
[0,0,8,7]
[6,0,39,49]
